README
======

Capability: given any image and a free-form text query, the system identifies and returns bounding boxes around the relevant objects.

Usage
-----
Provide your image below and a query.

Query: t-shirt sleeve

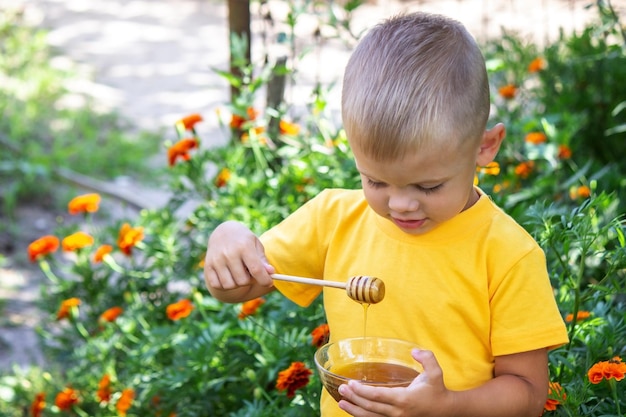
[490,247,569,355]
[260,191,332,307]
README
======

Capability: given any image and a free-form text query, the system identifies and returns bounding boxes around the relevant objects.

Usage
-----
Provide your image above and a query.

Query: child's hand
[337,349,452,417]
[204,221,276,302]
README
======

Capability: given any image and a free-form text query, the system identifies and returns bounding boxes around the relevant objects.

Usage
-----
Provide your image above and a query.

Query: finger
[204,267,240,290]
[338,381,394,416]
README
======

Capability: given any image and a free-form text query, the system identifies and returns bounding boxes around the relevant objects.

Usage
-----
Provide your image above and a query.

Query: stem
[610,378,621,415]
[38,259,60,284]
[565,253,586,345]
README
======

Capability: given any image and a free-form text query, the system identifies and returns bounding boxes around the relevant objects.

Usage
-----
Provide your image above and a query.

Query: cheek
[362,187,387,211]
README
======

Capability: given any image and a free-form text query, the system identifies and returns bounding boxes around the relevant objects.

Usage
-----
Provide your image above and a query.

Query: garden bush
[1,1,625,416]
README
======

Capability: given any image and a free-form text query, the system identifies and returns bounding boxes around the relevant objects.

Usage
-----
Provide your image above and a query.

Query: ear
[476,123,506,167]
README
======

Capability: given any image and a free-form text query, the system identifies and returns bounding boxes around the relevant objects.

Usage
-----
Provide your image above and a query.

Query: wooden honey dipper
[271,274,385,304]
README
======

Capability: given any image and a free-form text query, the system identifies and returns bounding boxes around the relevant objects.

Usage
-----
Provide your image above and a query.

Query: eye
[366,178,386,189]
[416,184,443,194]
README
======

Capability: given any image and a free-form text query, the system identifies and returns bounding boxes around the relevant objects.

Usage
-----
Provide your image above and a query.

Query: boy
[204,12,568,417]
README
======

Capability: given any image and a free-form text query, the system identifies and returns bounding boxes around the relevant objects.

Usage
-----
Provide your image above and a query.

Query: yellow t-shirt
[260,188,568,417]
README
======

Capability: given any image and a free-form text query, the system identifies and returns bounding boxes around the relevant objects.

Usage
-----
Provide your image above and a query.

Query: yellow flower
[68,193,101,215]
[477,161,500,176]
[62,231,94,252]
[215,168,231,188]
[117,223,144,256]
[279,120,300,136]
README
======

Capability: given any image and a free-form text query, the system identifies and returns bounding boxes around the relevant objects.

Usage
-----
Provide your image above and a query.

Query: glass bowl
[314,337,423,402]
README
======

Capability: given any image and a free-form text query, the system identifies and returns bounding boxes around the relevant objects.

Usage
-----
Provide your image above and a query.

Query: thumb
[254,239,275,275]
[410,349,444,385]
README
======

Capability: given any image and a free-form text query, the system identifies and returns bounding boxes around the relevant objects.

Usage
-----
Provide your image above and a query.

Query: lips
[392,217,426,229]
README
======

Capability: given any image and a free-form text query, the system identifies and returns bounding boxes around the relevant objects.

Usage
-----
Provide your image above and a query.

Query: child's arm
[338,348,548,417]
[204,221,276,303]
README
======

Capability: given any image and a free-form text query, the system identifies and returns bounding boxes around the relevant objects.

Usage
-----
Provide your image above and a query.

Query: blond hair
[341,12,490,160]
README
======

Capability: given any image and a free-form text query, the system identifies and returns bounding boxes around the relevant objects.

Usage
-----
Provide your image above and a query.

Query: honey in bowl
[326,362,419,401]
[314,337,422,402]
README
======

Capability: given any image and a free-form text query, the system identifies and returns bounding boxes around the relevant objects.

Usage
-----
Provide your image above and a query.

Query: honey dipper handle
[271,273,346,289]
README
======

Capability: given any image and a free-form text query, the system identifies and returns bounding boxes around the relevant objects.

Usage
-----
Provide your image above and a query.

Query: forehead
[353,142,470,184]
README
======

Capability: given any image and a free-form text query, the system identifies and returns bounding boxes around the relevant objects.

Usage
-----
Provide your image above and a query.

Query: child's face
[352,140,480,235]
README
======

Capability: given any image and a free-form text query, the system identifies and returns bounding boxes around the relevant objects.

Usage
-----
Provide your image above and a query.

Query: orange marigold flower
[514,161,535,179]
[565,310,591,323]
[28,235,60,262]
[93,244,113,263]
[168,138,199,166]
[230,107,258,129]
[525,132,547,145]
[116,388,135,417]
[238,298,265,319]
[166,299,194,321]
[498,84,517,99]
[279,120,301,136]
[311,323,330,348]
[68,193,101,215]
[477,161,500,176]
[276,361,312,397]
[557,144,572,159]
[177,113,203,130]
[117,223,144,256]
[588,356,626,384]
[55,387,79,410]
[31,392,46,417]
[543,381,566,412]
[100,306,124,323]
[57,297,81,320]
[62,231,95,252]
[215,167,231,188]
[569,185,591,200]
[96,374,112,403]
[528,57,547,73]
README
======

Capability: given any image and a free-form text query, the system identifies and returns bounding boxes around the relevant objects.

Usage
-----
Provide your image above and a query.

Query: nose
[388,189,419,213]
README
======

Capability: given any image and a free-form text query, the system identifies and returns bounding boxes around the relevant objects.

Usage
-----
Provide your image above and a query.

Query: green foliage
[484,0,626,215]
[1,2,626,417]
[0,9,160,220]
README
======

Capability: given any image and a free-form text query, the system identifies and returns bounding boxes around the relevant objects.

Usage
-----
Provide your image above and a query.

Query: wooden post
[267,56,287,137]
[227,0,252,100]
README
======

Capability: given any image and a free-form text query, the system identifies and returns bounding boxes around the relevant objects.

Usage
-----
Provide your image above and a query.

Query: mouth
[391,217,426,230]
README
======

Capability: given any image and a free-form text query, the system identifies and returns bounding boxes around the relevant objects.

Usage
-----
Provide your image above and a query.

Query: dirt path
[0,0,618,371]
